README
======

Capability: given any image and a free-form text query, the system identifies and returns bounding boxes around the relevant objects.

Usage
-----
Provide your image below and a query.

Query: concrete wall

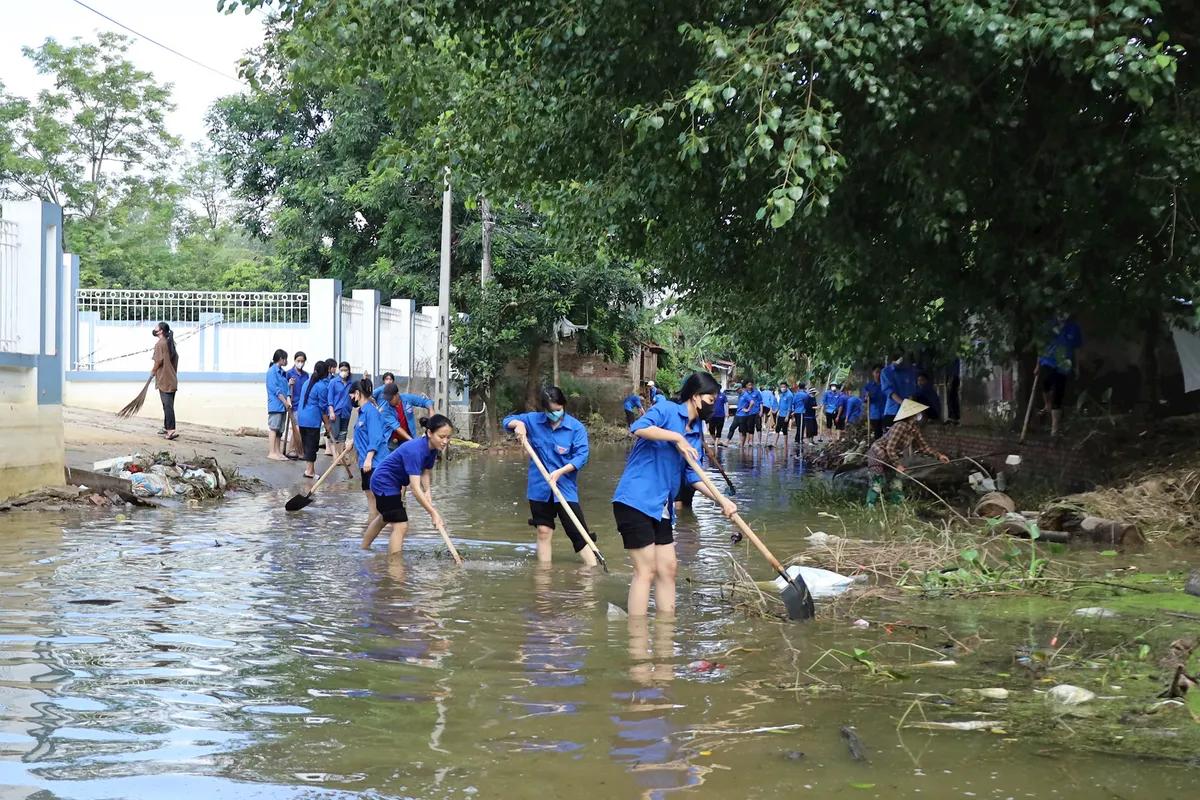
[63,376,267,430]
[0,201,66,500]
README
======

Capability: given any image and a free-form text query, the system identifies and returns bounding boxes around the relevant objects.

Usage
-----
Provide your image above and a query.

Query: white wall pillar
[309,278,341,361]
[6,201,47,357]
[391,298,415,378]
[353,288,380,380]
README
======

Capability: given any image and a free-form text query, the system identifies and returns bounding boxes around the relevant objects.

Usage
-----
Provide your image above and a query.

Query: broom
[117,376,154,419]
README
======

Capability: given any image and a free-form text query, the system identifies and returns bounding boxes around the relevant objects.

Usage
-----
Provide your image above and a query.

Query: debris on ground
[839,726,867,761]
[234,426,268,438]
[1187,570,1200,599]
[93,452,256,498]
[1044,468,1200,543]
[905,720,1005,731]
[771,565,864,598]
[0,485,155,513]
[1045,684,1096,706]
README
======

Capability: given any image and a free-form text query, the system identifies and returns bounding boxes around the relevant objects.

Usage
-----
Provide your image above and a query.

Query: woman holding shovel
[296,360,331,479]
[503,387,597,567]
[349,379,388,523]
[362,414,454,556]
[613,372,737,618]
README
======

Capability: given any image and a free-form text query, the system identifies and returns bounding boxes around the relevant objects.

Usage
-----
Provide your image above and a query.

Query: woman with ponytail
[363,414,455,556]
[296,360,331,478]
[613,371,737,617]
[150,322,179,440]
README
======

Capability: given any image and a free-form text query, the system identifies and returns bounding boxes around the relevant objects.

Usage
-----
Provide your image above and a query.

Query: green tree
[1,32,178,221]
[231,0,1200,415]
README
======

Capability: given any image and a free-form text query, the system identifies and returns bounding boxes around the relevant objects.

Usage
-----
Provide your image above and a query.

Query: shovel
[285,445,354,511]
[702,436,736,495]
[519,436,608,571]
[682,450,815,621]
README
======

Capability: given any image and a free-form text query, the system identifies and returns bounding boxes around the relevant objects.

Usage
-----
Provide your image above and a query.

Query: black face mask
[351,397,361,408]
[698,400,715,421]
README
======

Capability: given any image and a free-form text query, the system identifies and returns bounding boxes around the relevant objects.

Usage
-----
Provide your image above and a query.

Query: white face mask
[339,369,350,379]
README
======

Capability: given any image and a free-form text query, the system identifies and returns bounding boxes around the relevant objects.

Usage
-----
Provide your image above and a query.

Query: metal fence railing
[0,221,18,352]
[75,289,309,324]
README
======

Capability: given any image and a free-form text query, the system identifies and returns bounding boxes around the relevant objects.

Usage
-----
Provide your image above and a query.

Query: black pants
[159,390,176,430]
[871,417,884,441]
[299,426,321,462]
[708,416,724,437]
[725,416,740,440]
[883,414,896,431]
[677,476,697,507]
[947,376,961,422]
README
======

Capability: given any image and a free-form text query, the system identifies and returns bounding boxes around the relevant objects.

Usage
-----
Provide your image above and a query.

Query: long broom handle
[701,436,736,493]
[519,437,603,560]
[1019,363,1039,443]
[681,450,788,578]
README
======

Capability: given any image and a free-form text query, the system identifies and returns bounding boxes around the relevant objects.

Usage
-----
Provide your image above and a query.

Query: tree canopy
[228,0,1200,373]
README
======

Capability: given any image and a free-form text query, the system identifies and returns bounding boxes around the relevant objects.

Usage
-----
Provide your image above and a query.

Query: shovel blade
[284,492,314,512]
[780,576,816,621]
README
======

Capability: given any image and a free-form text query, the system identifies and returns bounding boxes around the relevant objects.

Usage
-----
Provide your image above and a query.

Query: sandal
[166,432,179,441]
[157,429,167,435]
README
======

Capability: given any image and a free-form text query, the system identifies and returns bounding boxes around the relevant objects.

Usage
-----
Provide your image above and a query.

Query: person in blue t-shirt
[914,372,942,421]
[769,381,793,449]
[623,392,645,425]
[760,387,777,436]
[612,372,736,617]
[504,386,597,567]
[862,364,887,441]
[284,351,308,458]
[794,385,818,447]
[379,383,434,450]
[349,379,389,523]
[265,348,292,462]
[1038,314,1083,436]
[844,392,864,426]
[709,388,727,439]
[371,372,396,404]
[880,354,918,430]
[363,414,454,555]
[328,361,354,461]
[821,382,842,439]
[724,386,743,443]
[734,379,761,449]
[296,359,331,478]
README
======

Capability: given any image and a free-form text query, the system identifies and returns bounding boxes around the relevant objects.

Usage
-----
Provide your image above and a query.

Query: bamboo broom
[117,376,154,419]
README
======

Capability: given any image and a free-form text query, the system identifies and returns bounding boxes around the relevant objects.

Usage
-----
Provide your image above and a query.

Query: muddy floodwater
[1,446,1197,799]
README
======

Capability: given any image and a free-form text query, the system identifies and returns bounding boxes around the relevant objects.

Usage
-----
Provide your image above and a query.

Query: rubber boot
[866,476,884,508]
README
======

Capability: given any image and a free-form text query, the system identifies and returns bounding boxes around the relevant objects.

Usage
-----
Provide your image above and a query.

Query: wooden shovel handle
[1019,362,1039,443]
[682,450,788,577]
[701,436,736,492]
[519,436,603,559]
[435,523,463,565]
[308,443,354,496]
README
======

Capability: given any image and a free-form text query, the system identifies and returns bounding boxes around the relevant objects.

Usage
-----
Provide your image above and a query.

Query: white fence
[0,220,17,352]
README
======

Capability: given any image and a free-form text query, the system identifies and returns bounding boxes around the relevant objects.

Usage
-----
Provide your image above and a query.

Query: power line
[67,0,245,86]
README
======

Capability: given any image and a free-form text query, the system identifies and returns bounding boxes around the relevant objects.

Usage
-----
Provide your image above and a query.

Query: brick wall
[920,425,1104,492]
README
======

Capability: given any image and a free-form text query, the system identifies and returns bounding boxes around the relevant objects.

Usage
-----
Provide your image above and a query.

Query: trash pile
[94,452,233,499]
[0,485,150,513]
[809,432,870,472]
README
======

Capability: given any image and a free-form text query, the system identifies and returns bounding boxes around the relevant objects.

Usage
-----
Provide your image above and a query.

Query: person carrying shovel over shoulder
[865,398,950,507]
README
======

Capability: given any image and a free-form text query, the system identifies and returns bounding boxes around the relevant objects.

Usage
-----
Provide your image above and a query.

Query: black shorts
[708,416,724,437]
[754,414,763,432]
[613,502,673,550]
[883,414,896,430]
[625,409,637,425]
[824,411,836,429]
[796,416,818,441]
[834,417,846,431]
[676,476,696,507]
[1042,370,1068,409]
[736,416,755,435]
[774,416,789,434]
[360,467,374,492]
[376,492,408,524]
[528,499,592,553]
[299,426,321,462]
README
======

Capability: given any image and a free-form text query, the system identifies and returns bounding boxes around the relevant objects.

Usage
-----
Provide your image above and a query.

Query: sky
[0,0,268,147]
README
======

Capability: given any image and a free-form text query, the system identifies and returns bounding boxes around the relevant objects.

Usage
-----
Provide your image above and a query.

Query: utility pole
[480,195,493,287]
[437,167,452,415]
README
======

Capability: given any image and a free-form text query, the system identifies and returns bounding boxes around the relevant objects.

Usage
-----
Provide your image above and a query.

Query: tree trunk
[482,386,500,442]
[480,195,493,287]
[552,336,560,386]
[1016,347,1037,432]
[523,343,543,410]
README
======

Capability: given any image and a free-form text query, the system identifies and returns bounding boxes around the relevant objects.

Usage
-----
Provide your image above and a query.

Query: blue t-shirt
[845,395,864,424]
[501,411,589,502]
[881,363,917,417]
[798,392,817,417]
[380,393,434,442]
[736,389,762,417]
[285,367,309,406]
[862,381,886,420]
[712,391,727,418]
[622,395,644,412]
[297,376,329,429]
[1039,318,1083,374]
[652,392,667,406]
[369,435,439,496]
[914,384,942,420]
[760,390,776,411]
[777,390,794,416]
[328,376,353,419]
[266,365,289,413]
[612,400,705,525]
[352,402,390,469]
[821,390,841,414]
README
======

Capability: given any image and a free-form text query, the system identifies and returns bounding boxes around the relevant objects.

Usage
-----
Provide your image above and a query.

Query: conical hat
[894,398,929,422]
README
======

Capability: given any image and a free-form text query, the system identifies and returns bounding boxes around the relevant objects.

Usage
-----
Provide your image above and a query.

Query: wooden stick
[701,436,736,494]
[1019,363,1039,443]
[435,523,464,566]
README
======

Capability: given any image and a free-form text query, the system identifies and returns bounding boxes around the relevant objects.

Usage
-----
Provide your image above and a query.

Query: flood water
[1,446,1197,798]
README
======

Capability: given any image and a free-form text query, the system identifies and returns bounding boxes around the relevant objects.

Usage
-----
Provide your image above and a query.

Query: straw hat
[894,398,930,422]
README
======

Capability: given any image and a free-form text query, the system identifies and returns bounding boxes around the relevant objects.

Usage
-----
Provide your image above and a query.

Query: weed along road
[0,446,1197,798]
